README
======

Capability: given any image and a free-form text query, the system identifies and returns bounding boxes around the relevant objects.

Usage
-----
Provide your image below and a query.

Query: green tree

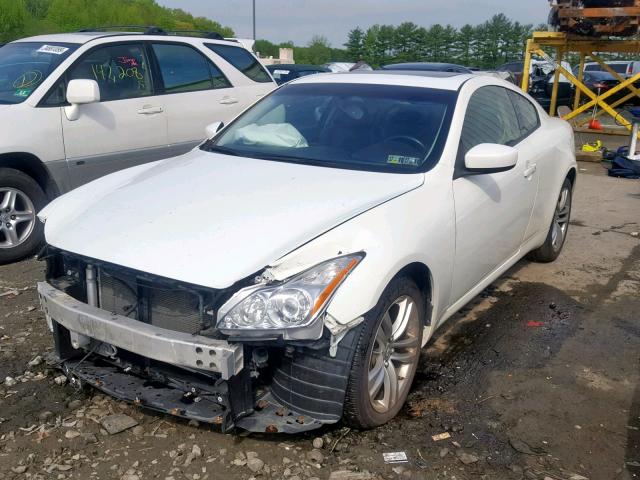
[455,24,475,66]
[254,39,279,58]
[394,22,420,62]
[304,35,332,65]
[0,0,28,43]
[345,27,365,61]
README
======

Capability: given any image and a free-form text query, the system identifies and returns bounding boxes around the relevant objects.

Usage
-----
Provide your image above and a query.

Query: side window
[67,43,152,101]
[460,86,521,155]
[508,90,540,139]
[152,43,231,93]
[205,44,272,83]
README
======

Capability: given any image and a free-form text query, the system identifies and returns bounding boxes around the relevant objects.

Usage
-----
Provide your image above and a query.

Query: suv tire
[0,168,47,264]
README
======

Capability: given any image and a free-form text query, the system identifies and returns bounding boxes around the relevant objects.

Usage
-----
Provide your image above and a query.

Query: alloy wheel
[367,295,421,413]
[0,188,37,249]
[551,184,571,252]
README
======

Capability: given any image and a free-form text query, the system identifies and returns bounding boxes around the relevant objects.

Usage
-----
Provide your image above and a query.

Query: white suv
[584,60,640,79]
[0,27,276,263]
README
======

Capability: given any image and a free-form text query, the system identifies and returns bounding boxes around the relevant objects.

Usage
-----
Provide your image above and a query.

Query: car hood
[41,150,424,289]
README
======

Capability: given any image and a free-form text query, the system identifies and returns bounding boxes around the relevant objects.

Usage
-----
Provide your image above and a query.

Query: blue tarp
[607,147,640,179]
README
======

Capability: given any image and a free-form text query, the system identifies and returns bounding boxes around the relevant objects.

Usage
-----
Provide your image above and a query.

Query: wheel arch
[0,153,60,200]
[392,261,433,326]
[566,166,577,188]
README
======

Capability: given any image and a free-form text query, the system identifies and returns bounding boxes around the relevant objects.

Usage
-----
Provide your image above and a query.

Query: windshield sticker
[37,45,69,55]
[14,89,31,98]
[273,69,290,75]
[387,155,419,166]
[116,56,139,67]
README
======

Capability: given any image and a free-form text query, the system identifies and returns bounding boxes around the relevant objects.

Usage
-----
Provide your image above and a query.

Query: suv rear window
[152,43,231,93]
[205,44,272,83]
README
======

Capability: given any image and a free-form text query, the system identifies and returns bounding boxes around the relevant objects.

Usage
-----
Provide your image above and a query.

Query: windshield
[204,83,456,172]
[0,42,78,104]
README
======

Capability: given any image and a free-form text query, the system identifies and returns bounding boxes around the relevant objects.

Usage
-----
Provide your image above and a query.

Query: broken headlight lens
[217,254,364,331]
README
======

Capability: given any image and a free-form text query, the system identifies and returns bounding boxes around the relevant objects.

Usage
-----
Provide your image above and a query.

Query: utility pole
[252,0,256,40]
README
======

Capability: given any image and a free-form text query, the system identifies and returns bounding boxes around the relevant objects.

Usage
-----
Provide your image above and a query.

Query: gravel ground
[0,162,638,480]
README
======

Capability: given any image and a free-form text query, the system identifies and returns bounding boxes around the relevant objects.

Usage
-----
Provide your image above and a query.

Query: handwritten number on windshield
[91,64,146,90]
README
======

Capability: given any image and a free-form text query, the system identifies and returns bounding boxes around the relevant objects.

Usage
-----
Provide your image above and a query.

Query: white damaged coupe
[37,71,576,433]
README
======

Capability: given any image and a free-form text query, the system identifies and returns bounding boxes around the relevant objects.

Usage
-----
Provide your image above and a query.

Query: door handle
[219,97,239,105]
[137,105,163,115]
[524,164,537,178]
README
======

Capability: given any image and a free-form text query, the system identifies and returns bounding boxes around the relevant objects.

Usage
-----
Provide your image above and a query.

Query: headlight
[217,253,364,333]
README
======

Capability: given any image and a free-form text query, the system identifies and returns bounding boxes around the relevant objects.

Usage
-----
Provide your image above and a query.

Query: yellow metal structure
[522,31,640,134]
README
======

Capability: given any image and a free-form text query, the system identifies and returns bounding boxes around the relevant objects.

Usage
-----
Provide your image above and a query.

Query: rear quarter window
[205,43,272,83]
[507,90,540,140]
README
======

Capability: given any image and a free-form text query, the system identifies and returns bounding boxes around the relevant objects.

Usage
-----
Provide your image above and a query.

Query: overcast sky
[157,0,547,46]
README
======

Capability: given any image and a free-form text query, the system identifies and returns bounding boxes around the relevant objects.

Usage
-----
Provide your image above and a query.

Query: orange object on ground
[588,118,603,130]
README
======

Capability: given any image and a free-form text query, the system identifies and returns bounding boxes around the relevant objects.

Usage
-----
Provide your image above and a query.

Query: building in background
[258,47,294,66]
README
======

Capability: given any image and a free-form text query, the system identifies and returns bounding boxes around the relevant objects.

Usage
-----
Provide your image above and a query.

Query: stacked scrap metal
[549,0,640,36]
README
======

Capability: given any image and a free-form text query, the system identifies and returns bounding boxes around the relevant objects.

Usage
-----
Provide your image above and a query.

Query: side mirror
[463,144,517,175]
[64,79,100,121]
[205,121,224,139]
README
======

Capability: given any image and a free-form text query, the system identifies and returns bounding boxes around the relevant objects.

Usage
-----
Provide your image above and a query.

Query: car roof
[11,31,239,46]
[585,60,632,64]
[290,71,475,91]
[381,62,472,73]
[266,64,330,72]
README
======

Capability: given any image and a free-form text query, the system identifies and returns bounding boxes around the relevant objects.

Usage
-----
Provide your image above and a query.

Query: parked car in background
[325,62,373,72]
[583,70,620,94]
[381,62,473,74]
[38,70,576,433]
[584,60,640,79]
[580,70,637,105]
[0,27,276,263]
[475,70,517,84]
[266,64,330,85]
[497,60,574,111]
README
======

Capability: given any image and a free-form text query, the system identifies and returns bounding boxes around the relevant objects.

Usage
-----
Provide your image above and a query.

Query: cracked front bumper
[37,282,243,379]
[37,281,328,433]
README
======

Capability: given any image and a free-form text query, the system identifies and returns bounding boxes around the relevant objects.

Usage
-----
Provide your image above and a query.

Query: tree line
[0,0,233,43]
[256,15,544,69]
[2,4,567,70]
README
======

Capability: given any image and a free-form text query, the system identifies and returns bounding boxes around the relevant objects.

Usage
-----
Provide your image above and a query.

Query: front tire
[343,276,424,429]
[528,177,573,263]
[0,168,46,264]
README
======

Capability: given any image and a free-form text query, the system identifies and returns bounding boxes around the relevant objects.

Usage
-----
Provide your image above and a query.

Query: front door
[449,86,539,306]
[60,42,168,188]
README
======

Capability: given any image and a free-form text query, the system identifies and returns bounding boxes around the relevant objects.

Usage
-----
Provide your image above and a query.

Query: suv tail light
[628,64,633,76]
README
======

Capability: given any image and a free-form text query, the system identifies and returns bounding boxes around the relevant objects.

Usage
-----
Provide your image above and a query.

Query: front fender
[269,167,456,341]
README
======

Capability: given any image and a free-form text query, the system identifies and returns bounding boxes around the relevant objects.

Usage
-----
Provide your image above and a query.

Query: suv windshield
[0,42,78,104]
[204,83,456,172]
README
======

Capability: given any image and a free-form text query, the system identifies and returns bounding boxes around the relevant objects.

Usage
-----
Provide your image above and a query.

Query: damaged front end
[38,248,364,433]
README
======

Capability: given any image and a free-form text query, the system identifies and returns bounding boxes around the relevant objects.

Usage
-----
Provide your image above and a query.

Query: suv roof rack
[78,26,227,40]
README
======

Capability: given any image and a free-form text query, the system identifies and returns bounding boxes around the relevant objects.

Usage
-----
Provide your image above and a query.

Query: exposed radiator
[98,267,204,335]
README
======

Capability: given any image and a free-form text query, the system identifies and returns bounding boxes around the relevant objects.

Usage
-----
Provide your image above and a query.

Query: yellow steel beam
[531,46,638,128]
[559,67,640,129]
[521,39,534,93]
[580,89,637,125]
[591,52,640,100]
[550,47,563,117]
[573,52,586,111]
[531,31,640,54]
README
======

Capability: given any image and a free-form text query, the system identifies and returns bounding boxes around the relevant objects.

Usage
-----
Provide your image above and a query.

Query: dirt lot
[0,162,638,480]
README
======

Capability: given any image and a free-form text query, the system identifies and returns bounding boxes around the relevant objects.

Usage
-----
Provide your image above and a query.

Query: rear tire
[0,168,46,264]
[528,177,573,263]
[343,276,424,429]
